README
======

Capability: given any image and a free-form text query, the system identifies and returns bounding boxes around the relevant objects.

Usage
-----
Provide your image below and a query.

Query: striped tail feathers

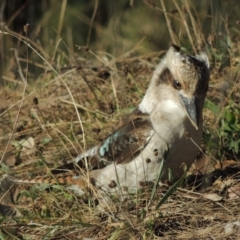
[4,172,95,196]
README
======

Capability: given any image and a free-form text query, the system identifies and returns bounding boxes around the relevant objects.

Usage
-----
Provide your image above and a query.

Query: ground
[0,1,240,239]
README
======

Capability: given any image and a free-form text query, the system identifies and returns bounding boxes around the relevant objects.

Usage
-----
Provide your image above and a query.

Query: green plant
[204,99,240,161]
[218,100,240,159]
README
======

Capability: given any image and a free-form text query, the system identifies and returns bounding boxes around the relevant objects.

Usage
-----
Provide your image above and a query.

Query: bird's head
[166,45,210,129]
[141,45,210,130]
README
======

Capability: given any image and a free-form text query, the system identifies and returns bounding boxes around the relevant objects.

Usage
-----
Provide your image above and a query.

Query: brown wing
[98,109,153,164]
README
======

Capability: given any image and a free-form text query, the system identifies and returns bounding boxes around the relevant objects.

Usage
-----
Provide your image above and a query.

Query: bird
[5,45,210,200]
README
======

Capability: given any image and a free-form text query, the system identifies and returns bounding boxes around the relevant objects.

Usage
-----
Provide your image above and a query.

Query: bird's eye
[173,80,182,90]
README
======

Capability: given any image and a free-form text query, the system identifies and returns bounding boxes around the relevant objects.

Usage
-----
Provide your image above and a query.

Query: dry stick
[145,0,182,23]
[2,76,24,85]
[17,58,46,69]
[112,36,146,62]
[86,0,99,46]
[160,0,177,45]
[51,38,62,67]
[184,0,204,50]
[66,27,74,55]
[51,2,68,71]
[13,48,26,82]
[110,69,120,114]
[0,31,87,177]
[4,26,49,59]
[173,0,196,53]
[186,0,207,49]
[60,99,109,117]
[210,1,214,38]
[56,0,67,45]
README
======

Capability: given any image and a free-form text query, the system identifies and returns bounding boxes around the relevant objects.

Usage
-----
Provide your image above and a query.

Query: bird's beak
[179,93,199,130]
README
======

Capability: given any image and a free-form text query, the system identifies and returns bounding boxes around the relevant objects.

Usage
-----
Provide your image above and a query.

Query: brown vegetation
[0,1,240,239]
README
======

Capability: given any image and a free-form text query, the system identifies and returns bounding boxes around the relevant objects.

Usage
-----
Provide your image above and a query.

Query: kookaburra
[6,45,210,199]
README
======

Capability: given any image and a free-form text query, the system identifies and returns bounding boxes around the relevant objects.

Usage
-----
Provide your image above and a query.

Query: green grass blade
[156,164,187,210]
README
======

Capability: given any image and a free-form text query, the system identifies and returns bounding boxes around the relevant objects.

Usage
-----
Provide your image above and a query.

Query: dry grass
[0,1,240,239]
